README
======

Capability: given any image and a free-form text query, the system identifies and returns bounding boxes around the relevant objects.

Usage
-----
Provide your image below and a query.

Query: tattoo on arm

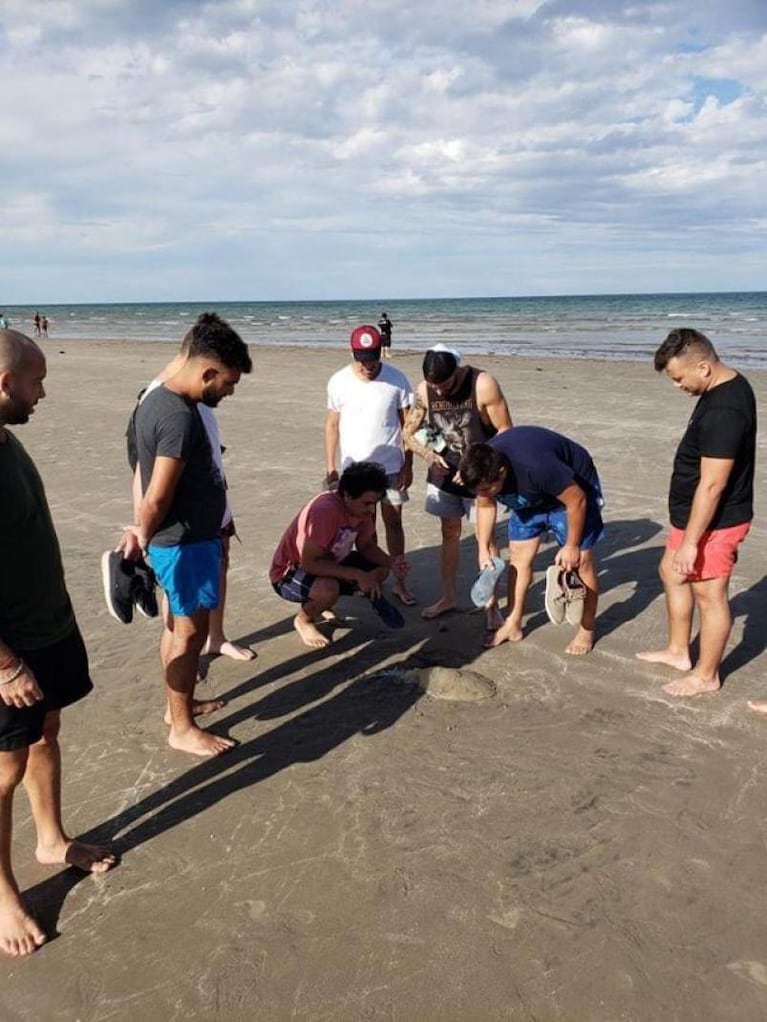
[402,395,433,460]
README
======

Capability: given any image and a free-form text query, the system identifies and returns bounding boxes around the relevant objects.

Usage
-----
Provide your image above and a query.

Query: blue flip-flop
[470,556,506,607]
[370,593,405,629]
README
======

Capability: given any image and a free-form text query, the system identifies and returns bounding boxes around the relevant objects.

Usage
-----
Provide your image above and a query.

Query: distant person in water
[41,316,48,338]
[0,314,8,330]
[33,312,40,337]
[636,329,756,698]
[377,312,392,359]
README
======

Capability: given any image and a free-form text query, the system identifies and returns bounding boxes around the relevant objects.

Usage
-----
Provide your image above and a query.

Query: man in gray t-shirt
[119,313,251,759]
[135,386,225,546]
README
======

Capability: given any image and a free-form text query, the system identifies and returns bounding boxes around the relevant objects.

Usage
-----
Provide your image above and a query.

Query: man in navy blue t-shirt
[459,426,605,654]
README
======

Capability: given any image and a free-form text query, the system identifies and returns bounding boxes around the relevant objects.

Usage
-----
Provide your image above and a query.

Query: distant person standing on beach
[33,312,40,337]
[41,316,48,338]
[378,312,392,359]
[403,345,512,626]
[637,328,756,698]
[325,325,415,606]
[117,313,252,758]
[0,329,117,957]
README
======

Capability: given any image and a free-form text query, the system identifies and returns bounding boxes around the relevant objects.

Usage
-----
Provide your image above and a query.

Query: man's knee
[441,517,462,542]
[38,711,61,745]
[0,748,30,793]
[308,577,341,604]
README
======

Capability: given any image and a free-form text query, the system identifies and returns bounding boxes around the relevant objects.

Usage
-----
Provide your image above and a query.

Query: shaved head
[0,329,43,373]
[0,330,47,427]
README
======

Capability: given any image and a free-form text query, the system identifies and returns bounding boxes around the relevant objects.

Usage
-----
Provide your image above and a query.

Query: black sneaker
[133,558,159,618]
[101,551,135,624]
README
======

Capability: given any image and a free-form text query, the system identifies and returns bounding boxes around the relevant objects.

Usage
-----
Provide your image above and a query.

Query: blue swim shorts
[507,489,605,549]
[149,538,222,617]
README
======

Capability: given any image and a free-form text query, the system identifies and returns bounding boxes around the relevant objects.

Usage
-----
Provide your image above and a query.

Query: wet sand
[2,341,767,1020]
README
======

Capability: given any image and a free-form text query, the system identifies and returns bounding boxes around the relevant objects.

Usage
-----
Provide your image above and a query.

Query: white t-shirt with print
[327,364,414,475]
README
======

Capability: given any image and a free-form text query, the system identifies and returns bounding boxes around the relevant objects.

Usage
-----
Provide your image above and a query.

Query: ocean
[3,292,766,367]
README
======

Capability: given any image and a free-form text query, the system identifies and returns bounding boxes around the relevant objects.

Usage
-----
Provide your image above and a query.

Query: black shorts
[0,627,93,752]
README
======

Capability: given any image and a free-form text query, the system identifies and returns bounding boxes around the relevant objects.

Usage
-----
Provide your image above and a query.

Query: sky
[1,0,765,302]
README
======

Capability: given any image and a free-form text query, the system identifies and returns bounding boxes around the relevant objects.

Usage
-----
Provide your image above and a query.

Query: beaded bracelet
[0,660,25,686]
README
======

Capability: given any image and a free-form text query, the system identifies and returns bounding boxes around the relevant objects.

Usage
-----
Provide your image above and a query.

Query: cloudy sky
[1,0,765,302]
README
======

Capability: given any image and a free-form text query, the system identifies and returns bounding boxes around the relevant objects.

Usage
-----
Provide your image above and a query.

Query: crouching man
[270,462,408,648]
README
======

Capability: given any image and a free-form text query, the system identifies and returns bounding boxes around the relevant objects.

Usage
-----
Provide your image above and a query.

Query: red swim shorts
[667,522,751,581]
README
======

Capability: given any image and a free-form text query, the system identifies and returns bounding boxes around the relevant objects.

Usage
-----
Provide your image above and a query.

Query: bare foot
[36,839,117,873]
[748,700,767,714]
[421,597,456,620]
[662,673,721,697]
[203,639,256,662]
[485,606,505,632]
[294,615,331,648]
[483,622,523,648]
[392,583,416,607]
[636,648,692,671]
[164,698,226,726]
[566,628,595,656]
[168,725,237,757]
[0,895,47,957]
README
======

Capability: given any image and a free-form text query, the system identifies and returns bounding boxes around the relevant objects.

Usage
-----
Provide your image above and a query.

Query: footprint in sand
[415,666,496,702]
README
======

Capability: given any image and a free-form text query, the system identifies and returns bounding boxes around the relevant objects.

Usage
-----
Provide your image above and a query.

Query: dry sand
[2,341,767,1021]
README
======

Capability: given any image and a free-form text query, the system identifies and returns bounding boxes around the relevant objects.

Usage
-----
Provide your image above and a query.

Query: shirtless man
[271,462,407,648]
[118,313,252,757]
[0,330,116,956]
[325,324,415,605]
[403,345,512,624]
[637,328,756,697]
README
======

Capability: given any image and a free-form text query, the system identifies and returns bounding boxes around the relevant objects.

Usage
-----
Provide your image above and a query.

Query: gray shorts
[382,473,409,508]
[425,483,476,522]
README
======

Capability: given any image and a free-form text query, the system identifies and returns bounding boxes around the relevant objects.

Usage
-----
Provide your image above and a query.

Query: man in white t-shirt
[325,325,415,605]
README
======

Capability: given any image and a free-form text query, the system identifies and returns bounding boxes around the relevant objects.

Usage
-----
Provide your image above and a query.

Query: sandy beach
[2,340,767,1021]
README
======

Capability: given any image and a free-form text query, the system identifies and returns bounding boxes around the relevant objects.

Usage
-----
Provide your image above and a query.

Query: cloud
[0,0,764,299]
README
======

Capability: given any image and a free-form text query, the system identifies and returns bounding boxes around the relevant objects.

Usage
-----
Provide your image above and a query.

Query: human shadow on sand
[720,573,767,682]
[23,546,496,942]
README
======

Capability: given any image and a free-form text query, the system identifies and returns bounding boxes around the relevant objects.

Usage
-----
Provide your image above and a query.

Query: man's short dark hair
[654,328,718,372]
[338,461,388,499]
[182,312,252,373]
[458,443,507,492]
[423,349,457,384]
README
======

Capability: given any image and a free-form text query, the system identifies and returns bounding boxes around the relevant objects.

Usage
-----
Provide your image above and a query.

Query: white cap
[427,342,461,364]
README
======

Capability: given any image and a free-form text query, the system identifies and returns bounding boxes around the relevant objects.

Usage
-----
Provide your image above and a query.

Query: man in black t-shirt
[118,313,252,757]
[637,328,756,698]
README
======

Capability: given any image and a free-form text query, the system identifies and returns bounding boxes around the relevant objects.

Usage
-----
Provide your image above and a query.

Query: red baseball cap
[350,324,382,361]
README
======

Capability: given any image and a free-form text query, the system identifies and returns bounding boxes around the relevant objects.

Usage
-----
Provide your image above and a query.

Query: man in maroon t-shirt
[270,462,408,648]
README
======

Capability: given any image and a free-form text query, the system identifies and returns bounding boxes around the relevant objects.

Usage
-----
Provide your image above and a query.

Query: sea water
[3,292,766,367]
